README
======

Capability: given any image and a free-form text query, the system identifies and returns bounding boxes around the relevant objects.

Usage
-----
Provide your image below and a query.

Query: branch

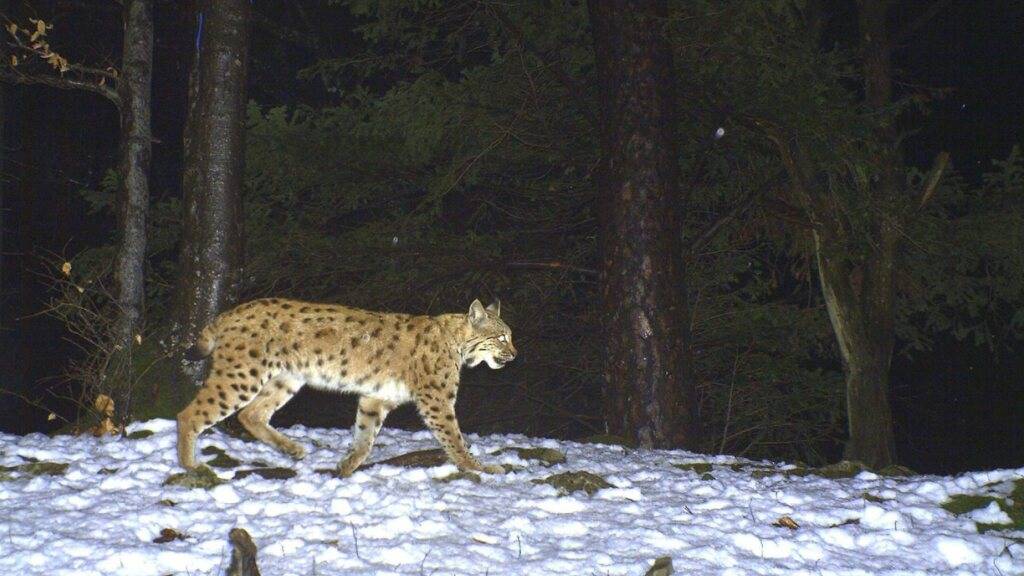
[686,175,783,255]
[252,9,323,56]
[894,0,953,45]
[486,3,596,127]
[917,150,950,210]
[4,23,119,79]
[0,68,120,105]
[504,261,599,277]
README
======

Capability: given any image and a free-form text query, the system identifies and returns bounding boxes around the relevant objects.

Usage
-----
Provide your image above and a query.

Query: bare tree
[171,0,250,390]
[111,0,154,424]
[588,0,699,449]
[1,1,153,425]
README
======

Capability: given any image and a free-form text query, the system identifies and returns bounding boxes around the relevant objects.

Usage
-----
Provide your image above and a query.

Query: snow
[0,419,1019,575]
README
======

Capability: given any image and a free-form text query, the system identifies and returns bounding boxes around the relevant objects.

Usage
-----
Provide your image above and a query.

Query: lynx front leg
[337,397,395,477]
[416,395,504,474]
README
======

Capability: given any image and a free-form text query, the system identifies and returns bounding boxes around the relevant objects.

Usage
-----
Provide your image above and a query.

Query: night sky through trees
[0,0,1021,475]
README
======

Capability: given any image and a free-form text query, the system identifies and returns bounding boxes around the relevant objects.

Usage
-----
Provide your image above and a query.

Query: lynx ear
[468,299,487,326]
[486,299,501,317]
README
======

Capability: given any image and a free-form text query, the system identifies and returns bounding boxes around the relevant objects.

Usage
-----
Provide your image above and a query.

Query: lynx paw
[480,463,507,475]
[281,443,306,460]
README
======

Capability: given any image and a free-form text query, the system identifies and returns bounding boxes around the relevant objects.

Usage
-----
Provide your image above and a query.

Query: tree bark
[813,233,896,468]
[111,0,154,424]
[840,0,899,467]
[226,528,261,576]
[172,0,250,390]
[588,0,698,449]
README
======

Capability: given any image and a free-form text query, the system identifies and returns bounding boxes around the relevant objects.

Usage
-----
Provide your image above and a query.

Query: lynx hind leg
[337,397,395,477]
[176,376,260,470]
[237,377,305,460]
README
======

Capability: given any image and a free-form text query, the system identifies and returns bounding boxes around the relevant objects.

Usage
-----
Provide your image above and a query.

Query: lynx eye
[498,335,508,343]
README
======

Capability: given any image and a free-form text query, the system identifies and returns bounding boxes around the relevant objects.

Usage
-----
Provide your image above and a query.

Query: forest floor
[1,419,1022,575]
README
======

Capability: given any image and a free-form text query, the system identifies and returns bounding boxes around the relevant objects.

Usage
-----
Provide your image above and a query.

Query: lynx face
[175,298,514,477]
[464,300,517,369]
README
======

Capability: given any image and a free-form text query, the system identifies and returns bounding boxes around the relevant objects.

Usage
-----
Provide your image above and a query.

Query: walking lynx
[176,298,516,476]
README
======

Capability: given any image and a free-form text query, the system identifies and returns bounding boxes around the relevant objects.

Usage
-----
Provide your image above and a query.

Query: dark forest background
[1,0,1022,475]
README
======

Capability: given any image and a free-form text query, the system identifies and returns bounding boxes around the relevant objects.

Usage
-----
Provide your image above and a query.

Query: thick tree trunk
[814,234,896,468]
[172,0,250,390]
[588,0,698,449]
[111,0,154,424]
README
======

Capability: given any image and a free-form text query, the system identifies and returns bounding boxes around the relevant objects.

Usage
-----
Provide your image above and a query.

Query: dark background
[1,0,1021,474]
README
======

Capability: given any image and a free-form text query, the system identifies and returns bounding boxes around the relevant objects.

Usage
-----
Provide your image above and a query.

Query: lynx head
[464,299,517,369]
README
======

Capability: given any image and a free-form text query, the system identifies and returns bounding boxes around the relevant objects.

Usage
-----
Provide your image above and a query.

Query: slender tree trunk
[111,0,154,425]
[588,0,698,449]
[1,82,5,324]
[172,0,250,390]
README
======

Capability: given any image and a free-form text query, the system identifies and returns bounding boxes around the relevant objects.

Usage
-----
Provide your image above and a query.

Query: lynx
[176,298,516,476]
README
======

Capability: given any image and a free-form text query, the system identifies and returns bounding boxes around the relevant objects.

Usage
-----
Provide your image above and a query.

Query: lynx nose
[507,344,518,360]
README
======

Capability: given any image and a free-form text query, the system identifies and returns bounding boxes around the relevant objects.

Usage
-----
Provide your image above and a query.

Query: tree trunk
[813,233,897,468]
[172,0,250,390]
[839,0,899,467]
[111,0,154,425]
[226,528,262,576]
[588,0,698,449]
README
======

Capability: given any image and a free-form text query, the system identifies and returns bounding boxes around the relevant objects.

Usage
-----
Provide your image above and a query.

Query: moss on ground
[163,465,225,489]
[0,461,69,481]
[533,471,612,496]
[579,434,636,449]
[201,445,241,469]
[492,447,567,467]
[644,556,673,576]
[942,479,1024,533]
[673,462,713,475]
[233,467,297,480]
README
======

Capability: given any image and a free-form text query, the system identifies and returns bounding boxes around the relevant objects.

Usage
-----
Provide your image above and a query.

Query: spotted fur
[176,298,516,476]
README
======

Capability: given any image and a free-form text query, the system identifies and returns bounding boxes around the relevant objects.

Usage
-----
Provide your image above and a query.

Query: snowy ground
[0,419,1022,575]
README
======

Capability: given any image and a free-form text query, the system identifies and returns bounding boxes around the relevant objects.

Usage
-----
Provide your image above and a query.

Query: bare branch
[0,67,120,104]
[4,22,119,79]
[252,9,323,55]
[504,260,599,277]
[686,175,782,255]
[917,150,950,209]
[895,0,953,45]
[486,3,596,128]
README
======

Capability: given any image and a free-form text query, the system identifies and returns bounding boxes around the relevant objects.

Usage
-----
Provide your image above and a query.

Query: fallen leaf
[152,528,187,544]
[61,261,72,276]
[94,394,114,417]
[90,395,119,437]
[5,23,17,36]
[773,516,800,530]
